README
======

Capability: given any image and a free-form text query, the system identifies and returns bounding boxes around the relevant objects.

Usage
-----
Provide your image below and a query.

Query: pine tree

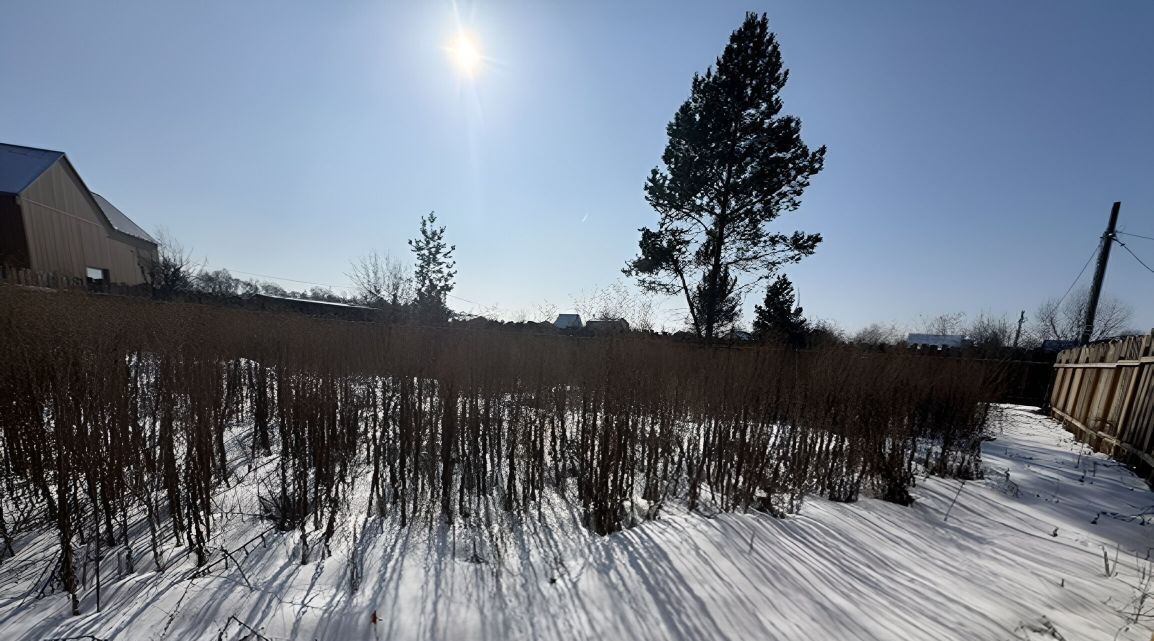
[691,267,739,334]
[625,12,825,339]
[752,274,807,345]
[408,212,456,323]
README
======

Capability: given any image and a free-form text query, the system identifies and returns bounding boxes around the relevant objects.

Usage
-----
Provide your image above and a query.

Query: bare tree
[1031,288,1134,343]
[194,268,247,297]
[535,300,559,324]
[967,313,1015,348]
[807,317,846,348]
[921,312,966,336]
[348,251,413,308]
[851,322,901,346]
[573,281,656,331]
[255,281,289,297]
[149,229,197,299]
[298,286,345,303]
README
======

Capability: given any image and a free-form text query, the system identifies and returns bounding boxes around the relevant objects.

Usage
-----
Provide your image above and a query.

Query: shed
[586,318,630,334]
[554,313,583,330]
[1041,339,1080,353]
[906,333,970,349]
[0,142,157,288]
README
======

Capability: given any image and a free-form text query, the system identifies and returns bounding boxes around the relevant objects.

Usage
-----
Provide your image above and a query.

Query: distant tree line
[845,288,1140,353]
[151,212,460,325]
[149,230,358,305]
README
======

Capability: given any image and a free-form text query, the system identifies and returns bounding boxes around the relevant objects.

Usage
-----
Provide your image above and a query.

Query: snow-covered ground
[2,405,1152,640]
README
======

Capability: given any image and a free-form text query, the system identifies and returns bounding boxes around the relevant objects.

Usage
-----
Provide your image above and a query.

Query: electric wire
[1118,231,1154,242]
[1055,239,1102,309]
[1115,238,1154,275]
[212,267,487,307]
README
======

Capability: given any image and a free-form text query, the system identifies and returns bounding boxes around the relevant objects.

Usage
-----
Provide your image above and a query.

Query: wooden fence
[1050,331,1154,480]
[0,266,151,297]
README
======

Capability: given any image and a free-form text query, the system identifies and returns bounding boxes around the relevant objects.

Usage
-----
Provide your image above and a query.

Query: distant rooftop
[907,333,967,348]
[1040,339,1080,353]
[554,313,583,329]
[253,293,374,310]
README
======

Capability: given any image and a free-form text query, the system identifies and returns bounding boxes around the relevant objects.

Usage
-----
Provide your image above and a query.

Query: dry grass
[0,287,1009,613]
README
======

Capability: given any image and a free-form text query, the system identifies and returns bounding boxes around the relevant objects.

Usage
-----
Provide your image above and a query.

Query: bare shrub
[149,228,198,299]
[348,250,413,309]
[0,286,1004,612]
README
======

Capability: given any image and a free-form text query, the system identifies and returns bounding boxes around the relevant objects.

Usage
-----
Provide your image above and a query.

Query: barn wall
[18,160,154,285]
[110,230,159,282]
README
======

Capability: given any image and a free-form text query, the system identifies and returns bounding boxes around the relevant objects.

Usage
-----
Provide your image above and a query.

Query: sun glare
[447,32,482,77]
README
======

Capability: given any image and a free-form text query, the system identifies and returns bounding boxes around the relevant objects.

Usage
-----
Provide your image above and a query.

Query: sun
[447,32,482,77]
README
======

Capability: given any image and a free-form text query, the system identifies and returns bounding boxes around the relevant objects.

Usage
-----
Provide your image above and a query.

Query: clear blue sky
[2,1,1152,333]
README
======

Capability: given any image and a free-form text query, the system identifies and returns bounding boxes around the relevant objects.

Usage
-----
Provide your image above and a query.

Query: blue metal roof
[0,143,156,247]
[0,143,64,194]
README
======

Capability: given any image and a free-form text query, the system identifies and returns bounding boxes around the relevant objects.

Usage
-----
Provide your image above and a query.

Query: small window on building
[86,267,109,292]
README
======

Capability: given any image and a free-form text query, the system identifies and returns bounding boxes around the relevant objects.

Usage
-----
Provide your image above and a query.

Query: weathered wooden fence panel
[1051,331,1154,480]
[0,265,150,296]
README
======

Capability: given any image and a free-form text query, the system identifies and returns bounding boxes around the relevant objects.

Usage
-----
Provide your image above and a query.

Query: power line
[1055,239,1102,309]
[1118,231,1154,242]
[224,268,356,291]
[1115,238,1154,275]
[219,266,488,307]
[446,292,486,307]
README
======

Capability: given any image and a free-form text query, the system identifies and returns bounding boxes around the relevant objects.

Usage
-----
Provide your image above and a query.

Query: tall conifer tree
[626,13,825,338]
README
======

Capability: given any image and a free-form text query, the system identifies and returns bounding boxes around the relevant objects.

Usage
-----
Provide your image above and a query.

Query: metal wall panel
[18,159,153,285]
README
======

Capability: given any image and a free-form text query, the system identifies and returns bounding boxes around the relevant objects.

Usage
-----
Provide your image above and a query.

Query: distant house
[725,329,754,341]
[906,333,971,349]
[0,143,157,288]
[586,318,630,334]
[554,313,583,330]
[1040,339,1080,353]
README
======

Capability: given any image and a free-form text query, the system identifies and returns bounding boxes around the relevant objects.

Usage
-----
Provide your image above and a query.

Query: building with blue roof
[0,143,158,288]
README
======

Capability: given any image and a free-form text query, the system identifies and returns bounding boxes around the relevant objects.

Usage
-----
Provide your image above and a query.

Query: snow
[2,405,1152,640]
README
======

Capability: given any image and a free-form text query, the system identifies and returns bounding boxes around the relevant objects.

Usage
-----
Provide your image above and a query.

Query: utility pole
[1080,201,1121,345]
[1012,310,1025,349]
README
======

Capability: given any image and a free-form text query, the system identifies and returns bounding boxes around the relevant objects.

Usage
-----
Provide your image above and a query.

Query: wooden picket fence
[0,266,151,297]
[1050,331,1154,480]
[0,266,87,290]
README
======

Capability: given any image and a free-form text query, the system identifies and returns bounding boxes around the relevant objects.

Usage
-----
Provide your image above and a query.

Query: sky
[1,1,1152,334]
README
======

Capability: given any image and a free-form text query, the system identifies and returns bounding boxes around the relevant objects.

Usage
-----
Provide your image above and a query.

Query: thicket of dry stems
[0,288,1007,614]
